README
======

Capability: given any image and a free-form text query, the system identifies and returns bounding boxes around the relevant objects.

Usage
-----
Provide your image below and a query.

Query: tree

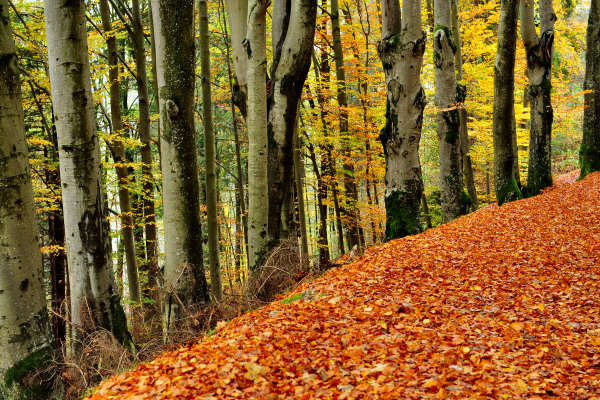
[451,0,478,210]
[0,1,55,391]
[493,0,522,205]
[434,0,463,222]
[378,0,427,239]
[199,0,222,300]
[266,0,317,244]
[99,0,140,304]
[520,0,555,195]
[580,0,600,177]
[245,0,270,272]
[151,0,210,315]
[44,0,129,346]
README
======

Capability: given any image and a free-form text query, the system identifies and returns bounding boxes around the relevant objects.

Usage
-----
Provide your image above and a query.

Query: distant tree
[580,0,600,177]
[199,0,223,300]
[44,0,130,347]
[521,0,555,195]
[378,0,427,238]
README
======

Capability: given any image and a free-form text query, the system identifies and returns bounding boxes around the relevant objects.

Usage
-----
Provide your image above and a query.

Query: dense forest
[0,0,598,398]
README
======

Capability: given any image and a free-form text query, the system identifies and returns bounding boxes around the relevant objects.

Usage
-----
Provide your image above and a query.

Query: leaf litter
[87,172,600,399]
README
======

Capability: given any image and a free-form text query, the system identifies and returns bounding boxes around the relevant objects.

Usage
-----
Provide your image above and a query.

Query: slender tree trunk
[246,0,270,272]
[225,0,248,118]
[421,193,433,229]
[44,0,130,347]
[581,0,600,177]
[435,0,463,222]
[99,0,140,304]
[199,0,222,301]
[0,5,55,388]
[295,133,310,260]
[131,0,159,310]
[493,0,522,204]
[378,0,426,239]
[266,0,317,245]
[521,0,555,195]
[451,0,478,210]
[151,0,210,315]
[331,0,362,249]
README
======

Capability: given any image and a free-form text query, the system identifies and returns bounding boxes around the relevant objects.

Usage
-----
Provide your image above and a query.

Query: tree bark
[451,0,478,210]
[0,3,55,387]
[520,0,555,195]
[434,0,463,222]
[581,0,600,177]
[245,0,270,272]
[131,0,159,312]
[493,0,522,204]
[294,133,310,261]
[44,0,130,347]
[99,0,140,304]
[266,0,317,245]
[151,0,210,315]
[378,0,427,239]
[199,0,222,301]
[225,0,248,118]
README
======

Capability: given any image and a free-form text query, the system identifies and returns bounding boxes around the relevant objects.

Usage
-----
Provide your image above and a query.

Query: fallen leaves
[86,172,600,399]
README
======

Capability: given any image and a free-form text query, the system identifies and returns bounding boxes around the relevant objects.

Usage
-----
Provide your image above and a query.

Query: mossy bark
[580,0,600,177]
[151,0,210,316]
[493,0,522,205]
[520,0,555,195]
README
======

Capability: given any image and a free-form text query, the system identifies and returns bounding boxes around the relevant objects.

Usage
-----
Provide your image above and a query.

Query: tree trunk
[493,0,522,204]
[266,0,317,245]
[0,4,55,388]
[294,133,310,261]
[131,0,159,313]
[451,0,478,210]
[199,0,222,301]
[225,0,248,118]
[246,0,270,272]
[99,0,140,304]
[331,0,362,249]
[44,0,130,347]
[581,0,600,177]
[378,0,427,239]
[151,0,210,315]
[434,0,463,222]
[520,0,555,195]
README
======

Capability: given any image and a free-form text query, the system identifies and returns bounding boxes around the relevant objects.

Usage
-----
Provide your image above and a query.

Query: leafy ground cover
[88,172,600,399]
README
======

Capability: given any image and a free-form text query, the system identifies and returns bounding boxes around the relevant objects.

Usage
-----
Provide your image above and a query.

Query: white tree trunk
[378,0,427,238]
[246,0,270,272]
[0,0,54,384]
[434,0,463,221]
[44,0,129,346]
[226,0,248,117]
[151,0,210,315]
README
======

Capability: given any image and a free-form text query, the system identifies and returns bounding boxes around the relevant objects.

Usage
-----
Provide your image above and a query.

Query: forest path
[89,172,600,399]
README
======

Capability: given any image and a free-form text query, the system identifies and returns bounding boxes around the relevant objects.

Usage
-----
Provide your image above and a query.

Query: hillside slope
[88,172,600,399]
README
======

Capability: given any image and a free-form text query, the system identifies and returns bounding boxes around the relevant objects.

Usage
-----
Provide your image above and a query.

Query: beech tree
[520,0,555,195]
[0,1,54,391]
[199,0,222,300]
[493,0,522,204]
[434,0,463,221]
[378,0,427,238]
[580,0,600,177]
[44,0,129,346]
[151,0,210,314]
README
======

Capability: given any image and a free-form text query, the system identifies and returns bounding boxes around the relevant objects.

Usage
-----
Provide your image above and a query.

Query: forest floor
[87,171,600,399]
